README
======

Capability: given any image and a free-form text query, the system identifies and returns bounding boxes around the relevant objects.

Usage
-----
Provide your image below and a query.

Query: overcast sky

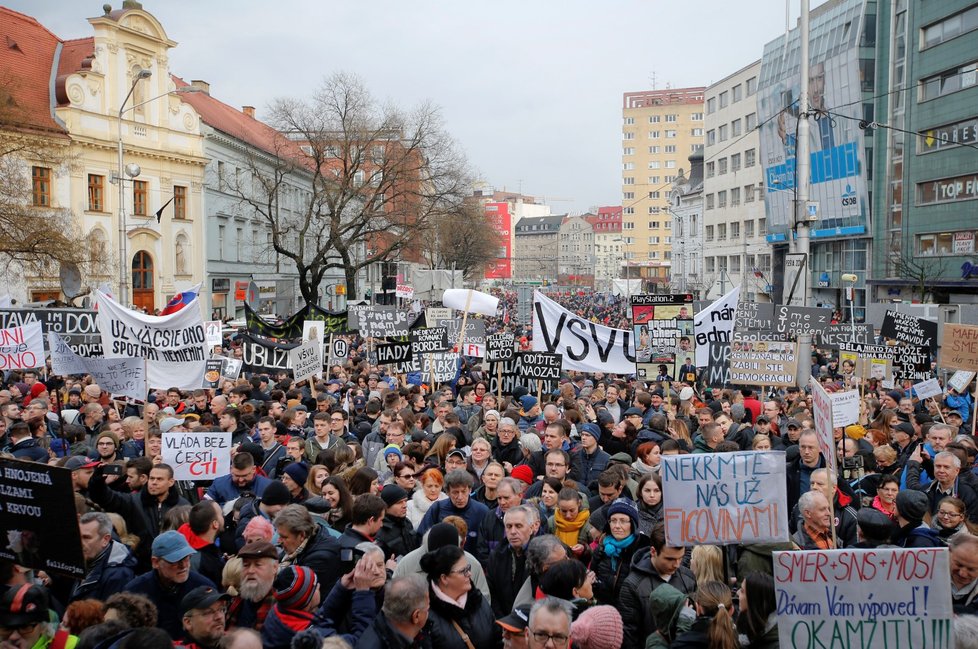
[14,1,811,213]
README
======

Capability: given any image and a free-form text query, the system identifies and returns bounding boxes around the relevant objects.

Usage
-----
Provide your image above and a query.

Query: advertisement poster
[631,293,695,382]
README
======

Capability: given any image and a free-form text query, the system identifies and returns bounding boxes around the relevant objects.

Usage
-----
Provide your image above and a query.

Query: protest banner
[734,301,774,333]
[96,290,206,389]
[631,293,695,381]
[948,370,975,393]
[202,358,224,388]
[706,342,730,388]
[404,352,460,383]
[162,431,231,481]
[48,331,89,375]
[204,320,223,347]
[327,336,350,367]
[395,284,414,299]
[693,286,739,368]
[532,290,635,374]
[0,321,44,370]
[375,342,412,367]
[810,377,837,473]
[221,357,242,381]
[939,323,978,371]
[240,333,296,373]
[306,304,350,334]
[817,323,873,349]
[442,288,498,316]
[0,308,101,356]
[773,305,832,339]
[0,459,84,577]
[433,318,486,350]
[244,302,307,339]
[49,332,147,399]
[773,547,952,649]
[487,352,561,395]
[830,390,860,428]
[914,377,943,401]
[356,306,415,338]
[890,345,931,382]
[839,342,894,382]
[880,310,938,351]
[728,340,798,387]
[486,332,516,363]
[661,451,788,546]
[514,351,563,383]
[410,327,449,355]
[425,307,452,326]
[289,339,322,383]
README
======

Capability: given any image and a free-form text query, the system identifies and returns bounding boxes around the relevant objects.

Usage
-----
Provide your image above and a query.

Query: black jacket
[8,437,47,462]
[589,533,650,605]
[296,525,343,596]
[426,583,501,649]
[487,541,530,617]
[785,455,824,515]
[356,611,432,649]
[906,460,978,522]
[491,436,522,467]
[375,515,418,560]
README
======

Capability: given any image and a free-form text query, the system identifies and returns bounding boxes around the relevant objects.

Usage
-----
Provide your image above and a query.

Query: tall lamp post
[842,273,858,341]
[117,68,152,307]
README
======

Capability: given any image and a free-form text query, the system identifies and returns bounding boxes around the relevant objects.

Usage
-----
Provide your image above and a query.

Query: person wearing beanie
[572,605,624,649]
[261,566,321,649]
[234,480,292,550]
[492,417,523,468]
[590,498,649,605]
[576,423,610,488]
[882,390,903,410]
[510,464,535,488]
[892,489,944,548]
[280,463,311,504]
[376,485,419,559]
[518,395,543,433]
[473,408,501,443]
[92,429,122,463]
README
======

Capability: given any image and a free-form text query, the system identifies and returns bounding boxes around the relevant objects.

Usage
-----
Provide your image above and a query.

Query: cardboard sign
[693,286,739,368]
[49,331,89,376]
[817,323,873,349]
[163,431,231,481]
[375,342,412,367]
[395,284,414,299]
[706,341,731,388]
[913,377,943,401]
[810,377,836,468]
[773,305,832,339]
[728,340,798,386]
[773,548,952,649]
[289,339,322,383]
[202,358,224,388]
[0,459,85,577]
[948,370,976,393]
[485,332,516,363]
[425,308,452,327]
[830,390,860,428]
[939,323,978,371]
[48,332,146,400]
[734,301,774,332]
[533,291,635,374]
[356,307,414,338]
[404,352,460,383]
[632,293,695,381]
[661,451,788,546]
[0,321,44,370]
[204,320,223,347]
[0,308,101,357]
[435,319,486,347]
[880,310,938,350]
[221,358,242,381]
[839,342,895,381]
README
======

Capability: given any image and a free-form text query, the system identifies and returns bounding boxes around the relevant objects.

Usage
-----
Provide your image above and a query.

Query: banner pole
[537,380,542,406]
[428,352,435,396]
[972,378,977,437]
[456,290,473,355]
[933,398,946,424]
[496,361,503,404]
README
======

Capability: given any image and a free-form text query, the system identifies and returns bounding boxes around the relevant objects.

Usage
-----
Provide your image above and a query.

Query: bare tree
[233,72,471,304]
[420,201,503,281]
[892,251,948,303]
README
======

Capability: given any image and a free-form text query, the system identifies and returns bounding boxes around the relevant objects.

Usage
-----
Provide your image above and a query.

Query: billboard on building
[483,202,511,279]
[757,0,869,240]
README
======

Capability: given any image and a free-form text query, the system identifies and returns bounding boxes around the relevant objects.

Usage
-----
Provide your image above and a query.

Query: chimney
[189,79,210,95]
[242,106,255,118]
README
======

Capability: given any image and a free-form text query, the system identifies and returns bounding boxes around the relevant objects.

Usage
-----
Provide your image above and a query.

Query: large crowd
[0,292,976,649]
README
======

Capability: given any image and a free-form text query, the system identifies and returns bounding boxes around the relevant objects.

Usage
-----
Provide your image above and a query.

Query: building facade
[513,214,563,284]
[669,152,706,297]
[702,60,772,301]
[621,87,705,291]
[557,215,595,288]
[589,206,624,291]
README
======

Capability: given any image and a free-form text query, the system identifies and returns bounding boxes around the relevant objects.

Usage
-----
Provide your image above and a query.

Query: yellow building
[3,3,206,310]
[621,87,705,290]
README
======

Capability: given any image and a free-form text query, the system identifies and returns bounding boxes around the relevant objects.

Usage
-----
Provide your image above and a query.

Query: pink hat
[571,605,623,649]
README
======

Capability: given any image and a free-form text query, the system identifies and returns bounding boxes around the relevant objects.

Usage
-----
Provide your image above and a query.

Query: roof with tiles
[0,6,67,135]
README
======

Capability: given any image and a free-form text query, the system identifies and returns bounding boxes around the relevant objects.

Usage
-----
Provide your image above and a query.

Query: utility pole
[794,0,813,388]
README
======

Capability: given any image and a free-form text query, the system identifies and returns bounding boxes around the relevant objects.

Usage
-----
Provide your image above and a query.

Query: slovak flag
[160,283,202,316]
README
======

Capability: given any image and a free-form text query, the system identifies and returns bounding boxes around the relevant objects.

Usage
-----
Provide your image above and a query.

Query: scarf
[432,582,468,609]
[553,510,589,546]
[602,533,636,570]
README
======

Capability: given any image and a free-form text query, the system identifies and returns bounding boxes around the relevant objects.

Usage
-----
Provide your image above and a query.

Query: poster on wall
[631,294,695,382]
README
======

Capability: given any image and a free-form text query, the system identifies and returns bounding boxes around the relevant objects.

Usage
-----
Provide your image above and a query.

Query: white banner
[661,451,788,546]
[204,321,223,347]
[95,291,206,390]
[0,321,44,370]
[442,288,498,316]
[162,431,231,481]
[49,332,147,400]
[810,377,837,474]
[773,548,952,649]
[913,377,943,401]
[830,390,860,428]
[693,285,740,368]
[395,284,415,299]
[48,331,88,376]
[531,291,635,374]
[289,339,322,383]
[948,370,975,393]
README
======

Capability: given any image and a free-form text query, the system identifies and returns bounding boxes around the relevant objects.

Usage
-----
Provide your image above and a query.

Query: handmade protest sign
[49,331,89,375]
[302,320,326,364]
[240,333,296,373]
[693,286,739,368]
[939,323,978,371]
[830,390,860,428]
[96,290,206,389]
[734,301,774,333]
[533,290,635,374]
[410,327,449,355]
[880,310,938,351]
[817,323,873,349]
[356,306,414,338]
[162,431,231,481]
[288,339,322,383]
[889,345,931,382]
[728,340,798,386]
[810,377,836,470]
[0,308,101,356]
[631,293,695,381]
[661,451,788,546]
[327,336,350,367]
[948,370,976,393]
[395,284,414,299]
[485,332,516,363]
[48,332,146,399]
[839,342,894,382]
[487,351,562,394]
[424,308,452,327]
[202,358,224,388]
[403,352,460,383]
[204,320,223,347]
[375,342,412,368]
[706,342,730,388]
[773,547,952,649]
[514,351,562,382]
[773,305,831,339]
[0,321,44,370]
[914,377,943,401]
[434,318,486,349]
[221,358,242,381]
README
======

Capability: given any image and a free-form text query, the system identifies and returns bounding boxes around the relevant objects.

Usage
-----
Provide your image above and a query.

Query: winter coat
[789,490,858,548]
[426,584,500,649]
[406,490,447,529]
[204,473,272,506]
[577,447,610,489]
[8,437,47,462]
[177,524,225,587]
[375,515,418,559]
[124,569,215,639]
[474,506,506,568]
[417,498,489,554]
[619,550,697,649]
[487,541,530,617]
[744,615,781,649]
[69,540,136,603]
[736,543,793,583]
[491,436,523,468]
[671,616,717,649]
[294,525,343,596]
[259,443,288,479]
[392,535,491,604]
[645,582,694,649]
[906,460,978,522]
[261,606,315,649]
[892,522,946,548]
[590,533,650,605]
[637,502,663,537]
[356,612,433,649]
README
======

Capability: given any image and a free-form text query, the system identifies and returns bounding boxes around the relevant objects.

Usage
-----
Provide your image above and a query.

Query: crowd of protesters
[0,289,976,649]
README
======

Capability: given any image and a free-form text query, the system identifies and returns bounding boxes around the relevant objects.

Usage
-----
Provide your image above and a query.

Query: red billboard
[483,202,511,279]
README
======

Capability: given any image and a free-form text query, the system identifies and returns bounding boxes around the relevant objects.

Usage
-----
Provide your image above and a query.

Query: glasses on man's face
[0,623,38,639]
[530,630,569,645]
[546,462,566,469]
[190,605,227,619]
[331,418,344,423]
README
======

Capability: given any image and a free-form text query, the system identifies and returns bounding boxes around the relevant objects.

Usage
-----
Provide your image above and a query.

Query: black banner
[375,342,412,367]
[879,311,938,352]
[487,352,560,394]
[0,459,84,577]
[240,333,297,373]
[307,304,350,334]
[0,308,102,356]
[890,346,932,382]
[245,303,350,339]
[773,306,832,339]
[706,342,731,388]
[410,327,450,355]
[486,333,516,362]
[734,303,774,332]
[202,358,224,388]
[817,324,873,349]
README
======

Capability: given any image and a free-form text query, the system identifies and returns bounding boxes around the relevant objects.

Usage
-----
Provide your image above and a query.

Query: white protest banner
[204,321,223,347]
[442,288,498,316]
[728,340,798,387]
[810,377,837,471]
[948,370,975,393]
[48,331,88,376]
[288,339,322,383]
[162,431,231,481]
[661,451,788,546]
[693,285,739,368]
[913,377,943,401]
[95,291,206,390]
[830,390,860,428]
[0,321,44,370]
[395,284,414,299]
[532,290,635,374]
[87,357,146,402]
[773,547,952,649]
[425,308,452,326]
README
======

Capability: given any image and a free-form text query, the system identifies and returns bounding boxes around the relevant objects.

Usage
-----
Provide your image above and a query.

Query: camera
[842,456,863,470]
[339,547,364,574]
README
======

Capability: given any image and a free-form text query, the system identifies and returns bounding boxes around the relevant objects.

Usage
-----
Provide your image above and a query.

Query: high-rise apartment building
[621,87,705,291]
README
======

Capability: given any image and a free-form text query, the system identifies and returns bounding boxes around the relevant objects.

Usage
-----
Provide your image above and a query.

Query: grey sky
[14,1,806,213]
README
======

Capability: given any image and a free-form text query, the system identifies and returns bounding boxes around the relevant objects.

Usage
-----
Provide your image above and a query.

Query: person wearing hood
[72,512,137,603]
[589,498,650,606]
[892,490,945,548]
[178,500,226,587]
[646,583,695,649]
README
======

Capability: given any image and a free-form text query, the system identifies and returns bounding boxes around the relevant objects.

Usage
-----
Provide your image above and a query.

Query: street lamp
[117,68,152,307]
[842,273,858,341]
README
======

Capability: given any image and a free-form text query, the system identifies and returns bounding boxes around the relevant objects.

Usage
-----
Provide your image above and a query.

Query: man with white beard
[226,540,279,631]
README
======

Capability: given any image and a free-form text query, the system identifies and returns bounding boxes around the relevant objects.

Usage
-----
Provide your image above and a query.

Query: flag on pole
[155,196,175,223]
[160,283,202,316]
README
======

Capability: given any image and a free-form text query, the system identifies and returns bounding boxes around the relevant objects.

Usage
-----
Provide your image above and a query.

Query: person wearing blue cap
[123,530,216,639]
[518,395,543,433]
[577,423,610,489]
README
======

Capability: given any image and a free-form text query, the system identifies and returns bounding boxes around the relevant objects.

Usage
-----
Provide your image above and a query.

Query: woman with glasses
[871,475,900,521]
[933,496,974,540]
[388,460,418,492]
[420,544,499,649]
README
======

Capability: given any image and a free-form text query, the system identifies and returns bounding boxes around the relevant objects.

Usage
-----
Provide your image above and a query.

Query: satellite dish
[59,262,83,299]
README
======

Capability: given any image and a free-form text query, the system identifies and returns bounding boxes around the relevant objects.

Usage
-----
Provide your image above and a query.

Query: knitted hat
[383,444,404,460]
[896,490,929,522]
[580,423,601,440]
[605,498,639,533]
[886,390,904,404]
[520,395,538,412]
[283,462,309,487]
[274,565,319,610]
[679,386,695,402]
[262,480,292,507]
[381,484,409,507]
[845,424,867,440]
[571,605,624,649]
[510,464,534,486]
[427,522,460,550]
[483,409,501,421]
